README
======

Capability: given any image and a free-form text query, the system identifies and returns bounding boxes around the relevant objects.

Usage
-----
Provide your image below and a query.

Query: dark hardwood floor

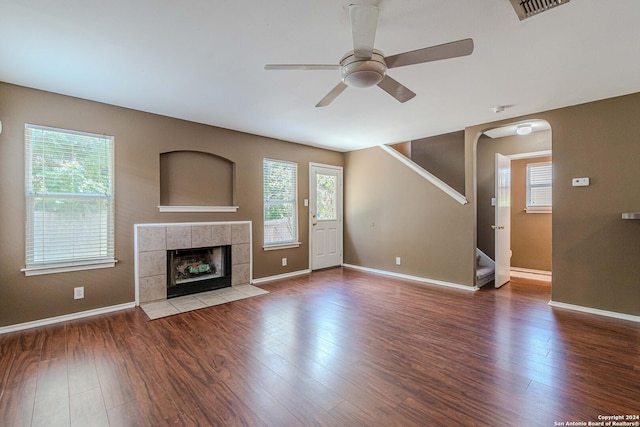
[1,267,639,426]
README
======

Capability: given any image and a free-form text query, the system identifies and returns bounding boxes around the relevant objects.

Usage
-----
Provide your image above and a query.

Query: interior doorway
[475,120,552,289]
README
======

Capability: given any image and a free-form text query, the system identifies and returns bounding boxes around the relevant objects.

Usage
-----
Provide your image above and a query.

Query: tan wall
[467,92,640,316]
[511,157,552,271]
[343,146,475,287]
[411,131,465,195]
[159,151,235,206]
[0,83,343,327]
[477,131,552,259]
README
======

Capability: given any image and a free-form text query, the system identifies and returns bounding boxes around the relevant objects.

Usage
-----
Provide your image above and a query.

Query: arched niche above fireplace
[159,150,237,212]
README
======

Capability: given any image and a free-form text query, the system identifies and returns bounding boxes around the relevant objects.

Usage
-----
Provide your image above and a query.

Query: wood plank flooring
[1,267,639,426]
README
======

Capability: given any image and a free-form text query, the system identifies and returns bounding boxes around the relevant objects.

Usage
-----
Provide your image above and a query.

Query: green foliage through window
[316,173,337,220]
[25,124,114,268]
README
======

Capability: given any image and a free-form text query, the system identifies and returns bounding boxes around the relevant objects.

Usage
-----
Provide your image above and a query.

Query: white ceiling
[1,0,639,152]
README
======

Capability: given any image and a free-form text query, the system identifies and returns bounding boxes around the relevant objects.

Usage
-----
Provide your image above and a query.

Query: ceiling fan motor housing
[340,51,387,88]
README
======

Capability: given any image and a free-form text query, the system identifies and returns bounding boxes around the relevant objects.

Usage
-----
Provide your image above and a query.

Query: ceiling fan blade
[385,38,474,69]
[349,4,379,59]
[316,82,348,107]
[377,75,416,103]
[265,64,341,71]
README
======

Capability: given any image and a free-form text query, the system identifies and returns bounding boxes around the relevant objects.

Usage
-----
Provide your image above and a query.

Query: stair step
[476,266,494,280]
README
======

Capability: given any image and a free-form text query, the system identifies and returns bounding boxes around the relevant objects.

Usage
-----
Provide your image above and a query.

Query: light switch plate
[572,177,590,187]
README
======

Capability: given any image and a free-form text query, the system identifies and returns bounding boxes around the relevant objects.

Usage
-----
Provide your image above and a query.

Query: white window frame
[263,158,300,250]
[526,161,552,213]
[22,124,116,276]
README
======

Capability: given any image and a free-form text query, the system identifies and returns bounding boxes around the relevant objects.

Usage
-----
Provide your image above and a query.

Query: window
[526,161,552,213]
[316,173,337,221]
[263,159,299,248]
[24,124,115,275]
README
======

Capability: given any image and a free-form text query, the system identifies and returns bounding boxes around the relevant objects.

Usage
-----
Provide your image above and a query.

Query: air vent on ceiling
[509,0,570,21]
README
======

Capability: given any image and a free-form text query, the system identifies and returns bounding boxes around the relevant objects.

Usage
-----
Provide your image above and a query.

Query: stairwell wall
[343,146,475,287]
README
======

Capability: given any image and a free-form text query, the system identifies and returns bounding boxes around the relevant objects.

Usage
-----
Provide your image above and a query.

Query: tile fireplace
[134,221,251,305]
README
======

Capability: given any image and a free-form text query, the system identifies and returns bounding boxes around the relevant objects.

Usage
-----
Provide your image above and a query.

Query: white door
[309,164,343,270]
[494,153,511,288]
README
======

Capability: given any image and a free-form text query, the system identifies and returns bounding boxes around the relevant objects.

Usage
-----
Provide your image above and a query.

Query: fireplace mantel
[134,221,252,305]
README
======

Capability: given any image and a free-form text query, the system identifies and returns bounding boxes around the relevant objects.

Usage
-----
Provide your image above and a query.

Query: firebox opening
[167,245,232,298]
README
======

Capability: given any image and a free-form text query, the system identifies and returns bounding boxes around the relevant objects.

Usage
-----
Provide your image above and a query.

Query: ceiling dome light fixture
[516,124,533,135]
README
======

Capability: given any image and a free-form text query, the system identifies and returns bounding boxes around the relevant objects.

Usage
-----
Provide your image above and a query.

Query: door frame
[494,153,512,288]
[308,162,344,270]
[498,150,552,285]
[473,119,552,288]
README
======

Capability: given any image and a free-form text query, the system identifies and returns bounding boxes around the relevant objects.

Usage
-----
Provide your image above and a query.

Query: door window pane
[316,173,337,220]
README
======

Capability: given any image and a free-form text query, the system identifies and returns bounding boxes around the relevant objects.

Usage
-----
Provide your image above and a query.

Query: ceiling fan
[265,4,474,107]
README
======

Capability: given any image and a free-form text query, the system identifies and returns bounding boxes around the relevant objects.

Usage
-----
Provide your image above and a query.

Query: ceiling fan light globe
[340,52,387,88]
[344,70,384,88]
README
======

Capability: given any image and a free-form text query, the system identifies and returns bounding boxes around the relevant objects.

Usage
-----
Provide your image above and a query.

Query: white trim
[0,302,135,335]
[342,263,477,292]
[135,220,251,227]
[263,242,302,251]
[549,300,640,323]
[25,122,113,139]
[379,144,468,205]
[22,260,117,276]
[506,150,552,160]
[251,269,311,285]
[525,207,552,213]
[158,205,239,213]
[511,267,551,276]
[308,161,343,170]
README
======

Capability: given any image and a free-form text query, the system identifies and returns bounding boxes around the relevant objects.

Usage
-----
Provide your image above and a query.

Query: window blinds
[263,159,298,245]
[24,124,115,269]
[526,162,552,207]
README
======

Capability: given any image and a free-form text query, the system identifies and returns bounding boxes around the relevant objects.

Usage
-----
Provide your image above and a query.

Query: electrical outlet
[395,257,401,265]
[282,257,287,266]
[74,286,84,300]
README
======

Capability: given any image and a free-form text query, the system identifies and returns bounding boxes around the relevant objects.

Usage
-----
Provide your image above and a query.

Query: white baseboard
[342,264,477,292]
[0,302,136,335]
[251,269,311,285]
[549,300,640,323]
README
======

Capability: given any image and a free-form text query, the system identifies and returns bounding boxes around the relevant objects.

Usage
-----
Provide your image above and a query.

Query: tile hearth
[141,285,268,320]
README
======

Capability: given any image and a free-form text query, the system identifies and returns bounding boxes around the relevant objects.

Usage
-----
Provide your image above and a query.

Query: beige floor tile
[169,295,208,313]
[235,285,269,296]
[219,290,250,302]
[141,301,180,319]
[142,286,269,320]
[196,292,228,306]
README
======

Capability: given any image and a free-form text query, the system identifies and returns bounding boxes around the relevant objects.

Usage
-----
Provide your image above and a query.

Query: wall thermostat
[572,177,590,187]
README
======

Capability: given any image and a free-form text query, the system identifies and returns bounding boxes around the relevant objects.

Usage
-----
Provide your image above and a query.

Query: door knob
[491,225,505,230]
